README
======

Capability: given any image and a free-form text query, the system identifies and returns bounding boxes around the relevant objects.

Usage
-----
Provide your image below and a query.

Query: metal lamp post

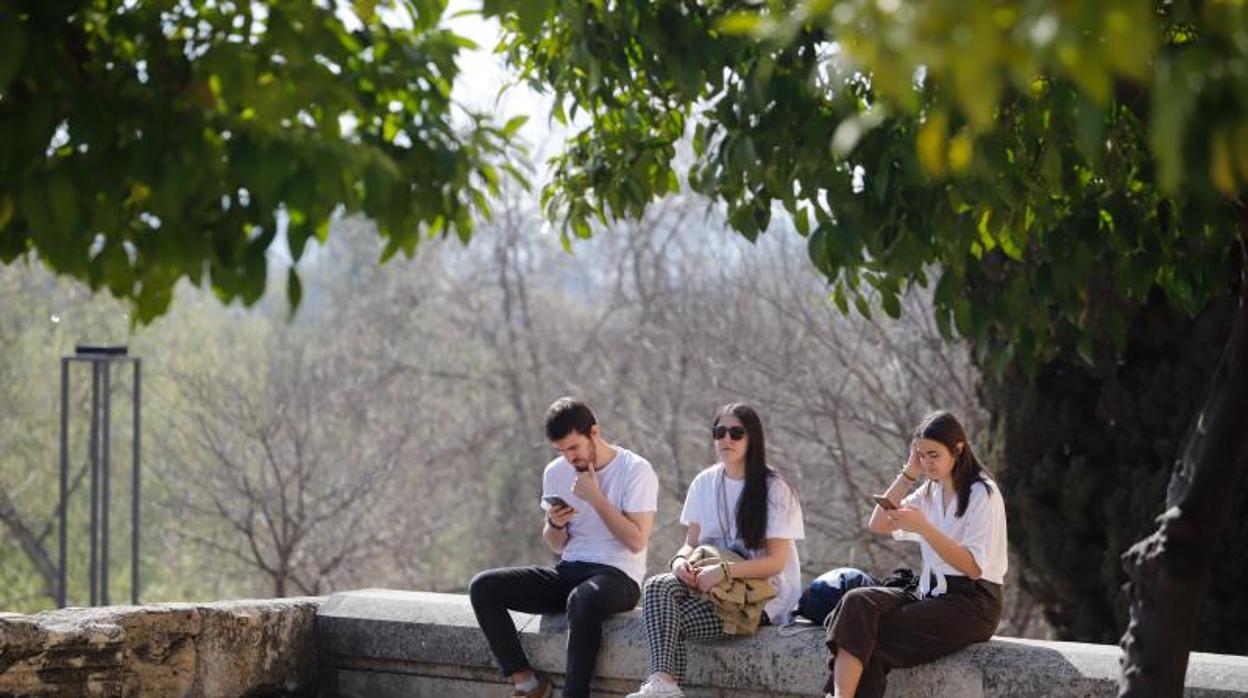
[57,344,141,608]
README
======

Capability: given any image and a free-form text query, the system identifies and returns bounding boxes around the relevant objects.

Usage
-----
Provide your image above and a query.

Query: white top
[892,477,1008,597]
[679,463,805,625]
[540,447,659,587]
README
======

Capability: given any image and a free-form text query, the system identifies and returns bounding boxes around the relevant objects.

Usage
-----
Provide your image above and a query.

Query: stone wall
[6,590,1248,696]
[0,597,322,697]
[317,589,1248,697]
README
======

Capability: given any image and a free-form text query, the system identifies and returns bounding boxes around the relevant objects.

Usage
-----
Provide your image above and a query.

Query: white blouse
[680,464,805,624]
[892,477,1008,597]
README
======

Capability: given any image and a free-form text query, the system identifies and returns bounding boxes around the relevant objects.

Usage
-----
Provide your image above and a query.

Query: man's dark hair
[545,398,597,441]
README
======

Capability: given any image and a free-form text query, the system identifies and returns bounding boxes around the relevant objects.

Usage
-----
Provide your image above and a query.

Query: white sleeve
[765,478,805,540]
[899,485,924,510]
[540,464,554,511]
[622,457,659,513]
[679,472,704,526]
[956,481,1000,572]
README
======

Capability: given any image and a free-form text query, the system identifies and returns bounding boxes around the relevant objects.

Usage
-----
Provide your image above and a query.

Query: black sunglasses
[711,425,747,441]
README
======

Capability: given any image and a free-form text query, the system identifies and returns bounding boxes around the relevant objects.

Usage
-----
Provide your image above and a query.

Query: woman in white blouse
[823,410,1008,698]
[627,403,804,698]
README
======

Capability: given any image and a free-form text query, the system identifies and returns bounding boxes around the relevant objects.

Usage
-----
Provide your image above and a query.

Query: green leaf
[693,123,707,157]
[286,267,303,317]
[240,239,268,305]
[832,283,849,315]
[1042,143,1063,192]
[853,293,872,319]
[572,218,592,240]
[101,242,134,297]
[502,115,529,137]
[881,290,901,319]
[1075,333,1094,366]
[717,12,762,36]
[0,193,14,231]
[934,308,954,341]
[353,0,378,22]
[517,0,551,35]
[551,98,568,127]
[793,206,810,236]
[934,270,960,310]
[953,299,973,337]
[0,13,26,93]
[47,172,81,235]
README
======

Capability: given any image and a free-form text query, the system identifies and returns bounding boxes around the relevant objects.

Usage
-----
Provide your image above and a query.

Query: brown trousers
[823,577,1002,697]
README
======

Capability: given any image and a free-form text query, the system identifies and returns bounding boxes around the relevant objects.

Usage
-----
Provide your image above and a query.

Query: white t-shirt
[892,477,1008,597]
[540,447,659,587]
[679,463,805,625]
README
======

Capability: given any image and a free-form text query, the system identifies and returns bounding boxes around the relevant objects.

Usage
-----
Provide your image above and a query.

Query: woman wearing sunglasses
[627,403,804,698]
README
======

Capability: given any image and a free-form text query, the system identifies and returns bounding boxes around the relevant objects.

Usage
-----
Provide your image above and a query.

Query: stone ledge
[0,597,323,697]
[316,589,1248,697]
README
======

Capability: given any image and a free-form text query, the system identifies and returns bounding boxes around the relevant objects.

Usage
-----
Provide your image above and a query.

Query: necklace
[717,467,734,542]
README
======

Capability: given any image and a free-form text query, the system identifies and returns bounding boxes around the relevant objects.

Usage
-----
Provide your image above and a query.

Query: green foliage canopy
[0,0,526,321]
[487,0,1246,372]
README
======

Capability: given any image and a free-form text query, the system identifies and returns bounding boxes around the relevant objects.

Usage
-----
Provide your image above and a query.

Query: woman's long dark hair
[913,410,991,517]
[715,403,777,551]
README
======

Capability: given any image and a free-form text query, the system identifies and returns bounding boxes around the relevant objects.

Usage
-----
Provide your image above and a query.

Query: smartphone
[542,495,571,509]
[871,494,898,510]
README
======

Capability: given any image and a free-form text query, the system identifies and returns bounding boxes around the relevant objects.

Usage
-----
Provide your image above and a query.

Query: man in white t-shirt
[469,398,659,698]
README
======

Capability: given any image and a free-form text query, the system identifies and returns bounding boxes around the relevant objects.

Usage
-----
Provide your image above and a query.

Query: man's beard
[574,442,597,472]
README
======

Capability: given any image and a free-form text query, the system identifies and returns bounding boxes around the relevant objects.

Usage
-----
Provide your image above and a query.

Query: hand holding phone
[871,494,898,510]
[543,495,571,509]
[544,495,576,530]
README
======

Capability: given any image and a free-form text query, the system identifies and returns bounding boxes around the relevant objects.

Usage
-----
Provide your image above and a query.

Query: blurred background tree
[3,197,1023,623]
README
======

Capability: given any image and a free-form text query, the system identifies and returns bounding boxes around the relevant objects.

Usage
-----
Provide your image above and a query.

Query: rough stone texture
[317,589,1248,697]
[0,597,322,697]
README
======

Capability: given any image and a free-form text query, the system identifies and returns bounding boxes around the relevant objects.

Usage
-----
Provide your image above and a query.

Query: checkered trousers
[641,573,727,682]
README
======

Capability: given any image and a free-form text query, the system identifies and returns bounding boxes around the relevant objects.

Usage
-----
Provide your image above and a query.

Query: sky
[444,2,567,164]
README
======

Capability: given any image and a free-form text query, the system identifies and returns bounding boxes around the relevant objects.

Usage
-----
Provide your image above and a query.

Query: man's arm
[542,504,575,554]
[592,507,654,553]
[572,461,654,553]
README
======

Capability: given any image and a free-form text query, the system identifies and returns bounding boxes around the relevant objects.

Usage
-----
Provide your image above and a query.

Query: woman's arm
[888,507,983,579]
[671,523,701,586]
[694,537,790,591]
[869,446,923,534]
[724,537,789,579]
[918,522,982,578]
[671,523,701,565]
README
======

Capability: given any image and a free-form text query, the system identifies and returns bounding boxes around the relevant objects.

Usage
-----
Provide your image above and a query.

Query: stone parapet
[316,589,1248,697]
[0,597,322,697]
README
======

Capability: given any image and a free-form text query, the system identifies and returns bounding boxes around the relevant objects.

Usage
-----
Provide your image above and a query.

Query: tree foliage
[487,0,1243,371]
[0,0,525,322]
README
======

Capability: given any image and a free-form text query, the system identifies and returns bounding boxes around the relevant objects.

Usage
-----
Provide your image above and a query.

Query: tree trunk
[1119,229,1248,696]
[980,287,1240,648]
[0,489,58,602]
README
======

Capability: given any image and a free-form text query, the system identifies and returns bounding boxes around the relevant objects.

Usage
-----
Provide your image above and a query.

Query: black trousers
[469,561,641,698]
[823,577,1002,697]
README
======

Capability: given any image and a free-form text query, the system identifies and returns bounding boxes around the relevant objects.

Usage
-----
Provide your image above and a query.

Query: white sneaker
[625,676,685,697]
